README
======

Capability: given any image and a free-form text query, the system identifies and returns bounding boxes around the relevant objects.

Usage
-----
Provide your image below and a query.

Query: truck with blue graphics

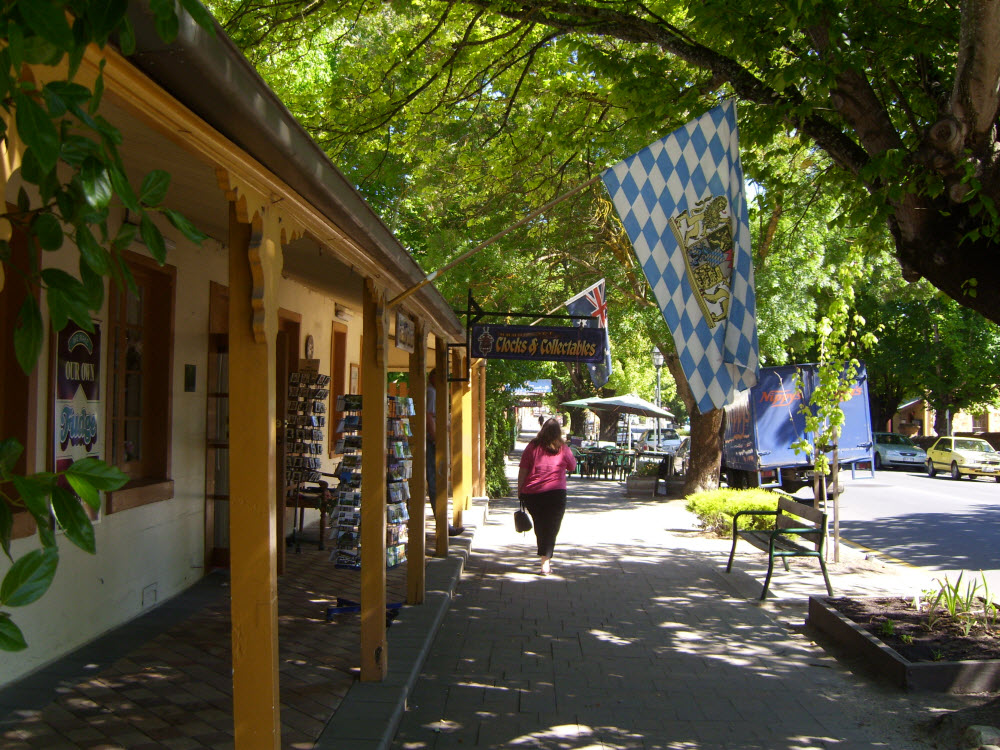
[722,363,874,493]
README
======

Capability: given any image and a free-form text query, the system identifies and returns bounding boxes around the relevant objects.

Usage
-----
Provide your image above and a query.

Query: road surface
[830,467,1000,591]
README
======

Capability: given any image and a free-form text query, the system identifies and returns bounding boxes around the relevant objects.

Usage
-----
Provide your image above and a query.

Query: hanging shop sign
[471,324,605,363]
[53,322,103,484]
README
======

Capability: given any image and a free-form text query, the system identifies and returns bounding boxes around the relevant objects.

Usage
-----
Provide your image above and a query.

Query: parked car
[925,436,1000,481]
[873,432,927,471]
[616,426,646,447]
[637,427,682,454]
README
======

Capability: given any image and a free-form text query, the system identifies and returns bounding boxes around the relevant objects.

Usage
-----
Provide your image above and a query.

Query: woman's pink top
[518,442,577,495]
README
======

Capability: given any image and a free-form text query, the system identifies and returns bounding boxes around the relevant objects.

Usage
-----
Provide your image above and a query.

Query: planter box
[625,474,658,498]
[808,596,1000,694]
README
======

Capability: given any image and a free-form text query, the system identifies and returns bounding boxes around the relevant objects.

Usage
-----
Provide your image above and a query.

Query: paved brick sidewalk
[390,458,983,750]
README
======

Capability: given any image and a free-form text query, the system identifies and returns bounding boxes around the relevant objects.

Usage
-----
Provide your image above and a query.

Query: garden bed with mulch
[808,596,1000,693]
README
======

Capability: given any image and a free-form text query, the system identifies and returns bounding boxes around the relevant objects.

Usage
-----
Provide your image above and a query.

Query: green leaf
[14,92,60,173]
[109,164,139,212]
[87,0,129,45]
[21,35,63,67]
[31,212,64,251]
[154,12,180,43]
[11,474,55,519]
[0,439,25,479]
[18,0,75,50]
[60,134,100,166]
[78,260,105,310]
[41,267,82,293]
[0,547,58,607]
[113,220,137,250]
[91,69,104,114]
[46,285,95,333]
[36,521,56,549]
[164,209,208,243]
[64,475,99,510]
[140,213,167,263]
[0,613,28,652]
[76,225,112,275]
[66,458,129,493]
[19,149,46,188]
[79,157,113,209]
[13,295,43,374]
[50,487,95,554]
[178,0,218,34]
[0,501,13,560]
[6,18,25,72]
[44,81,92,111]
[139,170,171,207]
[117,16,137,56]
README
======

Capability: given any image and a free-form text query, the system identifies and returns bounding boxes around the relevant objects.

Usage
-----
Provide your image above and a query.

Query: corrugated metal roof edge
[123,1,465,342]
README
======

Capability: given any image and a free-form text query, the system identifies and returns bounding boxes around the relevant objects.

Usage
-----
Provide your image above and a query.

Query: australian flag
[564,279,612,389]
[601,100,759,414]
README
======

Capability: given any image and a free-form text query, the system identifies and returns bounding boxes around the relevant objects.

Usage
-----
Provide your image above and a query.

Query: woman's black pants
[520,489,567,558]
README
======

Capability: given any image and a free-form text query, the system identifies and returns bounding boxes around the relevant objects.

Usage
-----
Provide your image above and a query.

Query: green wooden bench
[725,496,834,600]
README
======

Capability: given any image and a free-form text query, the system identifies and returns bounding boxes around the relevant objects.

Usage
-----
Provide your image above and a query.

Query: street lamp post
[652,346,664,450]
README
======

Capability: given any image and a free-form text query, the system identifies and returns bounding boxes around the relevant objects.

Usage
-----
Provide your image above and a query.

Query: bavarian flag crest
[601,100,759,413]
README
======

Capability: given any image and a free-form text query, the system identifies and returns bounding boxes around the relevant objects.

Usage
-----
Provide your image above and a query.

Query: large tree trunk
[598,415,618,443]
[567,408,586,439]
[662,348,722,494]
[933,407,951,436]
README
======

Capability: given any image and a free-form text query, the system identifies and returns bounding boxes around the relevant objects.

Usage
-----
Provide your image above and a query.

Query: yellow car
[926,436,1000,481]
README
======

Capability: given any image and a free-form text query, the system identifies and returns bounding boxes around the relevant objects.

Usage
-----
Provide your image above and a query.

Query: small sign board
[471,324,605,363]
[395,311,415,353]
[514,379,553,394]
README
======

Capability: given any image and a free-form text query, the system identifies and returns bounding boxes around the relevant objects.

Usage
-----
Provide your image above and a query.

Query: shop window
[105,253,175,513]
[972,413,987,433]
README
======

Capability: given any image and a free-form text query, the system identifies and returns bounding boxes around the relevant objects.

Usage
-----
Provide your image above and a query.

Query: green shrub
[685,488,783,537]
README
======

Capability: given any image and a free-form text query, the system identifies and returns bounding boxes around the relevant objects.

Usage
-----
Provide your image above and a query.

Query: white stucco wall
[0,211,227,684]
[0,208,374,687]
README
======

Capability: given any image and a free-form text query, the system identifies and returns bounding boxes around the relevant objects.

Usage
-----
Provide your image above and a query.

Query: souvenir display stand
[285,363,332,552]
[330,394,414,570]
[385,395,414,568]
[331,394,363,569]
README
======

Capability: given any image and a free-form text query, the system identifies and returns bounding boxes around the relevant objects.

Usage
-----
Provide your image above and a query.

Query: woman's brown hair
[534,418,565,454]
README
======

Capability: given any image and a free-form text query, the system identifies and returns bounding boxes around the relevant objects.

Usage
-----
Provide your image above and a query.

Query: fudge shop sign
[471,324,606,363]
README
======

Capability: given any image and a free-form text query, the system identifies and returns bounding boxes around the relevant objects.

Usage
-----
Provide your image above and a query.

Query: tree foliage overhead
[214,0,1000,328]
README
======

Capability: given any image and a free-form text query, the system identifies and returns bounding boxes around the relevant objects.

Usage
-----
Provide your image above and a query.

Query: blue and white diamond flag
[601,100,759,414]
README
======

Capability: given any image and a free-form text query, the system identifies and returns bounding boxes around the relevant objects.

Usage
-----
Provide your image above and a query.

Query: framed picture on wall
[349,363,359,395]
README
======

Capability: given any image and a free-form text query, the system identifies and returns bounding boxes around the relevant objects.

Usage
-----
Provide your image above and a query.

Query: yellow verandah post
[227,207,281,749]
[407,322,428,604]
[360,278,388,681]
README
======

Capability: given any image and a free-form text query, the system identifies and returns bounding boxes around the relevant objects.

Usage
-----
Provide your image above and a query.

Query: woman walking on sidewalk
[517,418,576,576]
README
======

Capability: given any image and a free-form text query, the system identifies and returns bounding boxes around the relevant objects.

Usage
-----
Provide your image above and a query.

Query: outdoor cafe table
[574,448,636,480]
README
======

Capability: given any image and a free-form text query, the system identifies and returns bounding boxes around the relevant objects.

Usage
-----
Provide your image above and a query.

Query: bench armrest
[731,509,779,542]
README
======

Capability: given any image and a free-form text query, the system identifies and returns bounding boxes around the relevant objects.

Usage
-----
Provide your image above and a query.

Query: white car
[637,427,682,454]
[873,432,927,471]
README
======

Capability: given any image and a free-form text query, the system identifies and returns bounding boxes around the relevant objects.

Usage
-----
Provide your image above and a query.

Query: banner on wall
[54,322,103,477]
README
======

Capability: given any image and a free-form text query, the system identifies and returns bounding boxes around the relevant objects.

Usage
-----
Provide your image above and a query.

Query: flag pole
[388,174,603,307]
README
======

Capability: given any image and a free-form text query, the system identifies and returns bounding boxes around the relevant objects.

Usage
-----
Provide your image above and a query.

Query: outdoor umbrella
[561,394,674,448]
[561,394,673,420]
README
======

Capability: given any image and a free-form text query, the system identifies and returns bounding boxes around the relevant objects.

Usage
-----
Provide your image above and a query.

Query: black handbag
[514,500,532,532]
